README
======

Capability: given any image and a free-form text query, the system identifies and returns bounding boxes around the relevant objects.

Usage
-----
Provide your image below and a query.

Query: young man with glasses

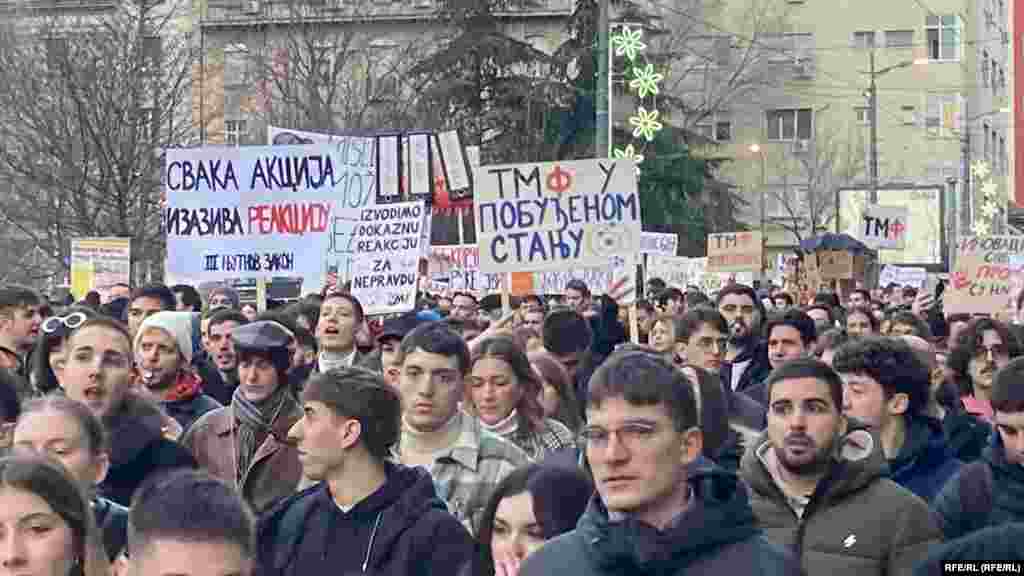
[257,366,474,574]
[948,317,1020,424]
[393,322,529,533]
[676,307,730,375]
[522,351,801,576]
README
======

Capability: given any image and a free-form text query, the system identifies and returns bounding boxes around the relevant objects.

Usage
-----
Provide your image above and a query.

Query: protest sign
[641,232,678,256]
[163,144,378,284]
[70,238,131,299]
[647,255,692,288]
[429,245,502,294]
[514,255,635,297]
[348,201,424,315]
[815,250,866,280]
[878,265,927,288]
[947,236,1024,314]
[861,205,908,250]
[474,159,641,273]
[706,231,762,272]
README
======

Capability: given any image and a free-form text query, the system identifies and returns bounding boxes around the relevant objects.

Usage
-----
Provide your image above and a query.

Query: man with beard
[135,311,222,434]
[948,317,1019,424]
[717,284,771,399]
[197,309,249,405]
[740,358,941,575]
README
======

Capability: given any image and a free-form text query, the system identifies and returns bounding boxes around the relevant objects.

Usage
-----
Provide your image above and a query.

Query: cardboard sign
[473,159,641,273]
[706,231,762,272]
[813,250,866,280]
[348,202,426,315]
[947,236,1024,314]
[640,232,678,256]
[861,205,908,250]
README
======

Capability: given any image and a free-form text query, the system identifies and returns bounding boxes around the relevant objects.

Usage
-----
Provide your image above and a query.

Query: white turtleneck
[400,410,463,469]
[479,409,519,438]
[318,349,356,373]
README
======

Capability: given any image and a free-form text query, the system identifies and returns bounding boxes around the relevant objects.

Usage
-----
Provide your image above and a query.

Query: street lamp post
[864,51,925,203]
[750,144,767,281]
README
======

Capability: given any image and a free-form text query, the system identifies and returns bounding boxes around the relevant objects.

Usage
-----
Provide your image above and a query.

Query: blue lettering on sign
[166,159,240,192]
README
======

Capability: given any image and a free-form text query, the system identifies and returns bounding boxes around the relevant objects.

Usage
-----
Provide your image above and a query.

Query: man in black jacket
[197,309,249,405]
[61,316,196,506]
[521,351,800,576]
[717,284,771,400]
[258,366,474,576]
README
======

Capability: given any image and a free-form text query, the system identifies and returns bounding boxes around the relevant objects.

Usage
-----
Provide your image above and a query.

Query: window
[761,33,814,63]
[694,114,733,142]
[141,36,162,74]
[855,106,869,126]
[982,51,990,86]
[901,105,917,125]
[766,108,812,141]
[225,120,246,146]
[926,14,960,60]
[925,93,960,137]
[366,40,400,101]
[45,37,68,73]
[224,43,249,87]
[884,30,914,48]
[983,123,990,161]
[1000,136,1007,174]
[853,31,876,49]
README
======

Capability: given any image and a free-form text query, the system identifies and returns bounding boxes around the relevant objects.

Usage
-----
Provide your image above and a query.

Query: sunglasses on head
[42,312,89,335]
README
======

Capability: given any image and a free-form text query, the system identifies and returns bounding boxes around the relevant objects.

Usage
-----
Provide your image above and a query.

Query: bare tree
[765,126,867,246]
[0,0,199,286]
[200,0,436,136]
[617,0,794,132]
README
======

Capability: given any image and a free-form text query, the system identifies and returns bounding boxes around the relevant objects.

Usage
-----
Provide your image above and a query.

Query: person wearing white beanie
[136,311,221,434]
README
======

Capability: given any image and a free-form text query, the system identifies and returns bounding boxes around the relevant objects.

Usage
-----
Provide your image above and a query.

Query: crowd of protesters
[0,276,1022,576]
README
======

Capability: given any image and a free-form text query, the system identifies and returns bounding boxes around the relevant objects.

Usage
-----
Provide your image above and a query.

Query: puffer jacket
[520,461,802,576]
[740,423,942,576]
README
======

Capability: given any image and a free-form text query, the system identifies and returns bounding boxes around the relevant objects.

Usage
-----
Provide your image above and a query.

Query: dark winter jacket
[196,359,238,406]
[740,424,942,576]
[162,393,221,436]
[93,496,128,561]
[722,342,772,404]
[933,430,1024,539]
[888,416,962,502]
[257,462,475,576]
[519,463,802,576]
[98,394,198,506]
[941,408,991,463]
[913,523,1024,576]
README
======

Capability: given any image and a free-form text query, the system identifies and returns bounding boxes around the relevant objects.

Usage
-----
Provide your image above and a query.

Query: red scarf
[163,371,203,403]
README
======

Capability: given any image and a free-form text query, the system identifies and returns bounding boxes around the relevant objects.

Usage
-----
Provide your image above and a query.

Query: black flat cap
[232,320,292,353]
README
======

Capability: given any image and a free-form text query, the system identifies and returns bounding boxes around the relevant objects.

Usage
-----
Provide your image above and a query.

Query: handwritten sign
[163,144,377,283]
[348,201,424,315]
[648,255,752,293]
[474,159,641,273]
[878,265,927,288]
[706,231,762,272]
[861,205,908,250]
[947,236,1024,314]
[640,232,678,256]
[70,238,131,300]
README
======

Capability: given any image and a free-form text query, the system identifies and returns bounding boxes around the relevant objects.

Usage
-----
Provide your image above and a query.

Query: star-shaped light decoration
[981,179,999,200]
[971,160,991,181]
[629,107,663,142]
[980,201,1000,219]
[611,26,646,62]
[613,144,645,174]
[973,220,992,236]
[628,63,664,98]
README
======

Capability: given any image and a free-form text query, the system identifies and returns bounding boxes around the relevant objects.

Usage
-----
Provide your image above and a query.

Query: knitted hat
[135,311,195,365]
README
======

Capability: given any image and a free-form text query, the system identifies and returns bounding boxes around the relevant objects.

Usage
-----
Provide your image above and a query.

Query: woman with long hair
[30,307,97,396]
[468,336,576,460]
[13,396,128,562]
[526,350,581,434]
[470,464,592,576]
[0,454,110,576]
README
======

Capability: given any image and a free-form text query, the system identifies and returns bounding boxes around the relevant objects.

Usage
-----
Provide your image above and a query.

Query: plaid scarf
[231,384,290,484]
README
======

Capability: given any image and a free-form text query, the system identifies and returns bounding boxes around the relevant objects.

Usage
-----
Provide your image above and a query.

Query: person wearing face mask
[469,464,593,576]
[948,318,1020,424]
[716,285,771,398]
[934,357,1024,539]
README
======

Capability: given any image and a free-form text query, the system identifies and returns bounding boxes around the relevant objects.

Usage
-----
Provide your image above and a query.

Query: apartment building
[676,0,1011,272]
[192,0,572,147]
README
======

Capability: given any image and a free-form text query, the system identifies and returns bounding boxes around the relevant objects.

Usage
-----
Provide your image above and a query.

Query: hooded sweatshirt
[257,462,475,576]
[98,393,198,506]
[520,461,802,576]
[887,416,962,502]
[740,422,941,576]
[933,430,1024,539]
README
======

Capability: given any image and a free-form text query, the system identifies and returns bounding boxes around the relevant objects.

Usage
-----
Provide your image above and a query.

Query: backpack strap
[957,461,994,534]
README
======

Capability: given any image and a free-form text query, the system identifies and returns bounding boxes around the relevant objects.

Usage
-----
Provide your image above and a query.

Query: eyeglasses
[42,312,88,334]
[578,422,659,450]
